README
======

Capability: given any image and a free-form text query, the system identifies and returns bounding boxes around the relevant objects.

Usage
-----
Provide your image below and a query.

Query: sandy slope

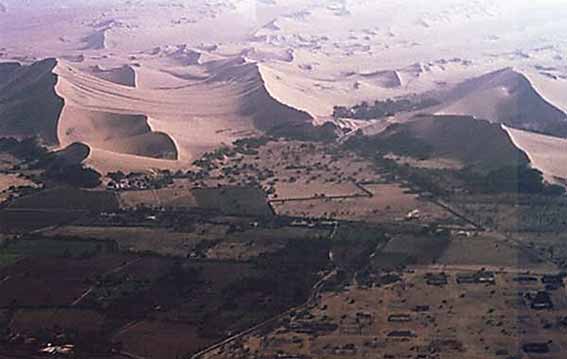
[436,68,567,136]
[381,115,529,171]
[0,59,63,143]
[503,125,567,183]
[89,65,137,87]
[0,56,312,171]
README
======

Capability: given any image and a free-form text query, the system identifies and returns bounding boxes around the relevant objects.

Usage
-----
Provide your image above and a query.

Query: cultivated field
[273,183,457,224]
[118,178,197,208]
[42,225,224,257]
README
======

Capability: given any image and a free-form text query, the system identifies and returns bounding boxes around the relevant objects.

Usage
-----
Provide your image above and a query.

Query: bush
[45,164,102,188]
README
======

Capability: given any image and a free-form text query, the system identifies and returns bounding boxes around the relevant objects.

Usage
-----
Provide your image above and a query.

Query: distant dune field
[0,0,566,179]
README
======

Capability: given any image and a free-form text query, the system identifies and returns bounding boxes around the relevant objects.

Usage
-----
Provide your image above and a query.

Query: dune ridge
[0,57,314,171]
[360,70,403,89]
[503,124,567,183]
[381,115,529,171]
[90,65,137,88]
[437,68,567,137]
[81,29,109,50]
[0,58,63,144]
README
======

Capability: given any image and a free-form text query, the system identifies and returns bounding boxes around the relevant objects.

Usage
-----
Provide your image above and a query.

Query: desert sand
[0,0,566,177]
[503,125,567,183]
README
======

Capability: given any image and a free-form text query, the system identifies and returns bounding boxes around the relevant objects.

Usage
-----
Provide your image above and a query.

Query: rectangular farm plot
[272,183,455,224]
[43,225,223,258]
[193,186,273,217]
[114,320,213,359]
[119,179,198,208]
[0,255,130,307]
[271,180,365,200]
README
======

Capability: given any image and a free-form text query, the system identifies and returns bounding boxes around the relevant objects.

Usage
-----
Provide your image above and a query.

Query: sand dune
[57,106,177,160]
[162,45,203,66]
[55,142,91,165]
[0,57,313,171]
[437,68,567,137]
[81,29,109,50]
[0,62,20,84]
[381,115,529,171]
[0,58,63,144]
[242,47,294,63]
[503,125,567,183]
[85,146,185,174]
[360,70,402,89]
[398,63,429,81]
[90,65,137,87]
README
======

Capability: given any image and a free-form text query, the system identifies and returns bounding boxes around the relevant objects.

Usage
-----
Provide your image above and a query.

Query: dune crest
[55,142,91,165]
[0,57,314,171]
[0,58,63,144]
[360,70,402,89]
[90,65,137,87]
[503,124,567,183]
[437,68,567,137]
[81,29,110,50]
[164,45,203,66]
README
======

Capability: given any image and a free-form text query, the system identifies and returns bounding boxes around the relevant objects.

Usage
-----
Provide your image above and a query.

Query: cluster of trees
[345,129,566,197]
[0,137,101,188]
[345,129,433,160]
[269,122,338,142]
[333,97,440,120]
[0,137,50,163]
[233,136,272,150]
[45,164,101,188]
[106,170,174,191]
[463,165,566,196]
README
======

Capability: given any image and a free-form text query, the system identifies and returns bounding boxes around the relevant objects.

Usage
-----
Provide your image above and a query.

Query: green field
[0,252,21,268]
[1,237,115,259]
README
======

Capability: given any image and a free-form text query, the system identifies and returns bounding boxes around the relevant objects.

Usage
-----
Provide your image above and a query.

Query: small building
[387,330,416,338]
[406,209,421,221]
[531,291,553,310]
[456,274,476,284]
[426,272,448,286]
[456,271,495,285]
[513,276,538,283]
[356,312,374,325]
[522,342,550,354]
[542,274,565,288]
[388,314,412,323]
[476,271,496,284]
[414,305,430,312]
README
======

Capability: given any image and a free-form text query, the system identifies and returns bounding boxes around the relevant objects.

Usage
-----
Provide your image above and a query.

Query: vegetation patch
[333,97,440,120]
[8,187,119,211]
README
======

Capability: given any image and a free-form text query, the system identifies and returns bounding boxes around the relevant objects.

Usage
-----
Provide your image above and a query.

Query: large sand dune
[90,65,137,87]
[381,115,529,171]
[81,29,109,51]
[503,125,567,183]
[0,56,313,171]
[0,59,63,143]
[437,68,567,137]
